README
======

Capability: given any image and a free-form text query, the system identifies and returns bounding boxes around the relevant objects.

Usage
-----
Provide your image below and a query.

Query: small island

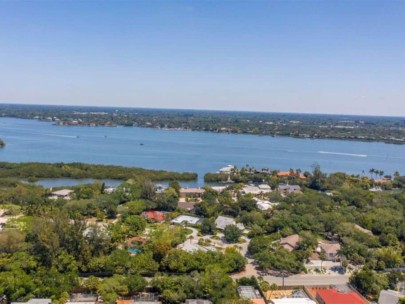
[0,139,5,148]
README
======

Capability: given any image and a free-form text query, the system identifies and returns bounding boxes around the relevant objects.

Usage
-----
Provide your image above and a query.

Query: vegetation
[0,163,404,303]
[0,139,4,148]
[0,162,197,181]
[1,104,405,144]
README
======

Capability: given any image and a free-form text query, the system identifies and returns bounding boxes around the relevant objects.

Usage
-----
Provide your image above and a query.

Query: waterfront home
[280,234,300,252]
[215,215,245,230]
[49,189,74,200]
[177,200,197,211]
[171,215,201,226]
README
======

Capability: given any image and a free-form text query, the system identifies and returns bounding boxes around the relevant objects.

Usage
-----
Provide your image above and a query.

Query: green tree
[223,225,242,243]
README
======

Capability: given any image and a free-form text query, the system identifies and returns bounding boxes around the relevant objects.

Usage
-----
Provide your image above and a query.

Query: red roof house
[142,211,165,222]
[315,288,367,304]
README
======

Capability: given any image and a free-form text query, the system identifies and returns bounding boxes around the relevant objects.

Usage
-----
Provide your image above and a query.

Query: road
[263,274,350,286]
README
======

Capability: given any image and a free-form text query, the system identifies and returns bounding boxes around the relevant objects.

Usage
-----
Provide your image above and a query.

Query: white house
[171,215,201,226]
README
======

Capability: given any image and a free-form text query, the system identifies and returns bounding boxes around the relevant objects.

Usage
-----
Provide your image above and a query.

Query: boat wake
[318,151,367,157]
[44,133,78,139]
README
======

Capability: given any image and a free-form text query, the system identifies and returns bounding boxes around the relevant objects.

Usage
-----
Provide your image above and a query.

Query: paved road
[263,274,350,286]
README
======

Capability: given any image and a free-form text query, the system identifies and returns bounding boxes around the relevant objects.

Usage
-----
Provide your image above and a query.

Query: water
[1,117,404,186]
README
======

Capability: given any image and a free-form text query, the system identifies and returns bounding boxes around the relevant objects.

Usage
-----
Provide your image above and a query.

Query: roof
[51,189,74,196]
[215,216,245,230]
[178,201,197,211]
[180,188,205,194]
[271,299,316,304]
[127,236,148,244]
[171,215,201,225]
[316,289,366,304]
[237,286,262,300]
[185,300,213,304]
[70,294,98,302]
[258,184,272,190]
[12,299,52,304]
[178,243,216,253]
[277,171,306,179]
[278,185,301,193]
[318,241,341,254]
[116,300,134,304]
[143,211,165,221]
[378,289,404,304]
[280,234,300,251]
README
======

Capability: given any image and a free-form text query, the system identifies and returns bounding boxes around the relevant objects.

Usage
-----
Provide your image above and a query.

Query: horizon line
[0,101,404,119]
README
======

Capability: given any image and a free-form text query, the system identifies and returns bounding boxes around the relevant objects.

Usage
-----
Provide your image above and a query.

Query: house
[278,185,302,196]
[378,289,404,304]
[104,187,116,194]
[280,234,300,252]
[142,211,165,222]
[178,243,216,253]
[171,215,201,226]
[242,184,271,195]
[277,171,306,179]
[215,216,245,230]
[237,286,263,299]
[178,201,197,211]
[184,300,212,304]
[11,299,52,304]
[68,294,98,304]
[271,299,316,304]
[49,189,74,200]
[127,236,148,245]
[211,186,227,192]
[317,241,341,261]
[179,188,205,199]
[315,288,367,304]
[237,286,266,304]
[255,198,278,211]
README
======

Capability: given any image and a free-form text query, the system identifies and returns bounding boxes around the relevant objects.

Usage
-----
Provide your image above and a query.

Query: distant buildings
[277,171,306,180]
[242,184,272,195]
[11,299,52,304]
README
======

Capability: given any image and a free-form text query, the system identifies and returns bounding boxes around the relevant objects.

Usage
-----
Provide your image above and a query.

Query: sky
[0,1,404,116]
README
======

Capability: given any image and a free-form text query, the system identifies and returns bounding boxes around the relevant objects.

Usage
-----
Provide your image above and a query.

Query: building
[179,188,205,199]
[215,216,245,230]
[237,286,266,304]
[271,299,316,304]
[278,185,302,196]
[255,198,278,211]
[178,201,197,211]
[317,241,341,261]
[242,184,271,195]
[378,289,404,304]
[142,211,165,222]
[178,242,216,253]
[277,171,306,179]
[68,294,98,304]
[315,288,367,304]
[171,215,201,226]
[185,300,213,304]
[49,189,74,200]
[280,234,300,251]
[12,299,52,304]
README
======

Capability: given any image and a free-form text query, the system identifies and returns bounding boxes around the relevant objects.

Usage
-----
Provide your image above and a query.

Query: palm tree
[319,251,327,272]
[369,168,375,179]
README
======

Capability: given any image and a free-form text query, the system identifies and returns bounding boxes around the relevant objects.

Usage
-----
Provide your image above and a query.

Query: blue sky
[0,0,404,116]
